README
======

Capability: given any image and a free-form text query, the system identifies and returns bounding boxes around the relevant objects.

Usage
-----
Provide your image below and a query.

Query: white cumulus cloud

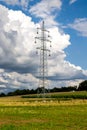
[0,4,87,92]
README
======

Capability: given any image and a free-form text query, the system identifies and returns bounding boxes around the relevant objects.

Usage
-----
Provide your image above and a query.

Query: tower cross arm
[35,37,51,42]
[37,27,49,33]
[36,47,50,52]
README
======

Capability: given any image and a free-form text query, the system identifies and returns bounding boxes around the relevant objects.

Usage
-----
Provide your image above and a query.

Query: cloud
[0,0,30,9]
[0,4,70,74]
[68,18,87,37]
[30,0,62,26]
[48,52,87,80]
[69,0,77,4]
[0,69,38,93]
[30,0,62,16]
[0,4,39,74]
[49,79,83,89]
[0,4,87,92]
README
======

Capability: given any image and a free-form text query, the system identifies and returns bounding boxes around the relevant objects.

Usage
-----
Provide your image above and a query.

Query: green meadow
[0,91,87,130]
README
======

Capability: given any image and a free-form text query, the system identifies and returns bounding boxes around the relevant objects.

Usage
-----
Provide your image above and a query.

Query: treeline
[0,86,76,97]
[0,80,87,97]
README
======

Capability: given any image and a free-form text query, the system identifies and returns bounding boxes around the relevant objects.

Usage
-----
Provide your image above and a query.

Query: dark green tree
[78,80,87,91]
[0,93,6,97]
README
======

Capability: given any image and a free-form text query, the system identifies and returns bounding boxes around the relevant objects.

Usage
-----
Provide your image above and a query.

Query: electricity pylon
[35,21,52,95]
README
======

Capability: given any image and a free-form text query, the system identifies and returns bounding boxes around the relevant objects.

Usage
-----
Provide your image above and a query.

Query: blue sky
[0,0,87,92]
[59,0,87,69]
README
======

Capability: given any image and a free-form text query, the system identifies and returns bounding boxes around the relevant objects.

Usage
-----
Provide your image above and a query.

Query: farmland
[0,91,87,130]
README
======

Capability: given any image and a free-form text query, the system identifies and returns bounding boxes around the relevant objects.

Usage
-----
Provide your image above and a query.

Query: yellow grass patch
[0,96,87,106]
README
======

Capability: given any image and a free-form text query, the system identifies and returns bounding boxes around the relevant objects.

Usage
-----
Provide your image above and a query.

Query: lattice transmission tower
[35,21,52,95]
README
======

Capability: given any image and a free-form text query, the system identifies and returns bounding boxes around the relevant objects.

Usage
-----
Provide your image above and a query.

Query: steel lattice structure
[35,21,51,94]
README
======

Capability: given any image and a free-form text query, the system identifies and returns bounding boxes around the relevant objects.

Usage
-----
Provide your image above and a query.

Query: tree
[78,80,87,91]
[0,93,6,97]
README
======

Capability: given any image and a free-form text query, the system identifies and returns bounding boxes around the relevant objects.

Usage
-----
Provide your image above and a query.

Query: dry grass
[0,95,87,106]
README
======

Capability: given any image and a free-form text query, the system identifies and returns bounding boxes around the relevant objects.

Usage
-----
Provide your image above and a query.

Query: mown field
[0,91,87,130]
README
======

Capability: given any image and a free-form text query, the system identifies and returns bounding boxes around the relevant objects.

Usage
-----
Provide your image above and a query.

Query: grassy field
[0,91,87,130]
[22,91,87,99]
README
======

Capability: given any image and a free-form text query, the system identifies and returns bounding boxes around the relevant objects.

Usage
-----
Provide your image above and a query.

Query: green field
[0,91,87,130]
